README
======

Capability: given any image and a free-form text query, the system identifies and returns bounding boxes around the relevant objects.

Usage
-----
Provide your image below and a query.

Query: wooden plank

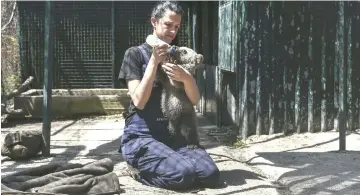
[256,2,268,135]
[200,1,209,115]
[260,2,271,135]
[306,2,315,133]
[336,1,346,150]
[205,66,217,123]
[231,1,239,73]
[268,1,275,134]
[309,2,324,133]
[281,2,299,135]
[346,2,354,131]
[269,2,284,134]
[351,2,360,130]
[294,2,306,133]
[218,1,233,72]
[238,1,250,139]
[246,2,257,137]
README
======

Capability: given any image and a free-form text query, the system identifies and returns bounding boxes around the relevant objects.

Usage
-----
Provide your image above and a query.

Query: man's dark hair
[151,1,184,20]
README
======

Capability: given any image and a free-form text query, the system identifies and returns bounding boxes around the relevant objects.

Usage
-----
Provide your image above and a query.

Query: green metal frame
[42,0,54,156]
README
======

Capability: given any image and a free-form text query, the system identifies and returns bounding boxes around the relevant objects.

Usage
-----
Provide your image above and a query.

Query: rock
[1,130,43,160]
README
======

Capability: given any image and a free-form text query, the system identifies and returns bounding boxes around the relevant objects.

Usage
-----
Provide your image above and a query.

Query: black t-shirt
[118,42,151,123]
[118,42,170,141]
[118,43,150,85]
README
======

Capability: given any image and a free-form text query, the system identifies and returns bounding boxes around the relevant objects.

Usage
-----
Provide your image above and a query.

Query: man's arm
[127,57,159,110]
[126,43,168,110]
[183,76,200,105]
[161,62,200,105]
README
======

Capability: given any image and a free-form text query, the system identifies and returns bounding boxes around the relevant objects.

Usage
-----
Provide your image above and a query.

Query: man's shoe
[126,164,141,181]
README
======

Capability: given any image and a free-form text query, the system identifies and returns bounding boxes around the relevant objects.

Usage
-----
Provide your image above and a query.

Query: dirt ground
[225,129,360,195]
[1,114,359,194]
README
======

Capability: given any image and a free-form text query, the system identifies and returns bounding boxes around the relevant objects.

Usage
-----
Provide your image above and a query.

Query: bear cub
[157,46,204,149]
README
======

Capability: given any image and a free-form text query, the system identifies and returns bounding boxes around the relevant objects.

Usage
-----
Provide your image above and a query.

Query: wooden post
[42,0,54,156]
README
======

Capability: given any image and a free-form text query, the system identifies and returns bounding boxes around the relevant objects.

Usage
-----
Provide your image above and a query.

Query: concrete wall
[14,89,131,118]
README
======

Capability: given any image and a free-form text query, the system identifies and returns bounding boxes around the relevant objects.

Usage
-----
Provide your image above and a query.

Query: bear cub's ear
[196,54,204,64]
[195,54,205,70]
[180,48,187,55]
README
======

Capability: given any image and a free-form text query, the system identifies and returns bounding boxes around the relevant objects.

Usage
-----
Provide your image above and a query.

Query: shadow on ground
[251,150,360,195]
[1,144,86,175]
[51,119,79,136]
[213,185,281,195]
[219,169,265,186]
[86,136,124,163]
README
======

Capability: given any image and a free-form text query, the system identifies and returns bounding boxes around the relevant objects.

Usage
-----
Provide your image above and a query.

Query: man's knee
[166,162,196,190]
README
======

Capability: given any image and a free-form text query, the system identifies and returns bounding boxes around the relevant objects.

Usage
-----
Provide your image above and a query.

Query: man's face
[151,10,181,44]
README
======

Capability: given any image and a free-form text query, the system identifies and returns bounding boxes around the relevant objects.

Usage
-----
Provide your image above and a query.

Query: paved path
[1,115,283,195]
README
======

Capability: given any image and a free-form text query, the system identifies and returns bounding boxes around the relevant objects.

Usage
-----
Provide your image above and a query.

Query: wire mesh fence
[17,1,192,89]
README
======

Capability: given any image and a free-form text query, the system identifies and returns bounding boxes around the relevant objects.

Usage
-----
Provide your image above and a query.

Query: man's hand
[162,62,200,105]
[150,43,169,65]
[162,62,192,83]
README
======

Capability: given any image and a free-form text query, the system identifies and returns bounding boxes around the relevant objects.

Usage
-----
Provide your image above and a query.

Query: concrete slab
[1,114,283,195]
[14,89,131,117]
[225,131,360,195]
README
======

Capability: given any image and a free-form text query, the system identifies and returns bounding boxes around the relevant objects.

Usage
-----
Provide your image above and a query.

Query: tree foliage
[1,0,20,95]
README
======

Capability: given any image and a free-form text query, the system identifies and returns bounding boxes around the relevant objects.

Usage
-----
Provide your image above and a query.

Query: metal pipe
[42,0,54,156]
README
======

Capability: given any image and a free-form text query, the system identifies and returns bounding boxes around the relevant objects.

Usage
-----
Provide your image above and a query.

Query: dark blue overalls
[119,45,220,190]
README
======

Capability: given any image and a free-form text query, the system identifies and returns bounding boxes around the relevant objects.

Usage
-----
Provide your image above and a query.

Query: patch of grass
[225,138,246,148]
[3,74,21,93]
[1,34,21,95]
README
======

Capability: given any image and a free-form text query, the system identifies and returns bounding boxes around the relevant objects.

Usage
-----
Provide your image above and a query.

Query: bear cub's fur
[157,46,204,149]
